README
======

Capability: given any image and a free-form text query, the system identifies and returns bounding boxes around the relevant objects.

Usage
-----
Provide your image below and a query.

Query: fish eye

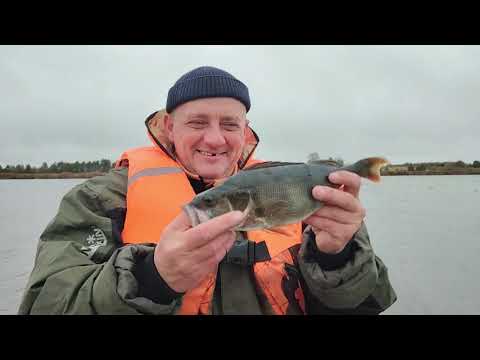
[204,197,214,205]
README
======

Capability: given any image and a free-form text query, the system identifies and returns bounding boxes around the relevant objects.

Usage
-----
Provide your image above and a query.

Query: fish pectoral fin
[264,199,291,222]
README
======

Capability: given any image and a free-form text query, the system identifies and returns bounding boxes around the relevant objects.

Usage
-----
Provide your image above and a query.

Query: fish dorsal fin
[242,161,304,171]
[307,159,341,167]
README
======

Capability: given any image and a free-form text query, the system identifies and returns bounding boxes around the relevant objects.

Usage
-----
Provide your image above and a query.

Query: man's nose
[203,125,226,147]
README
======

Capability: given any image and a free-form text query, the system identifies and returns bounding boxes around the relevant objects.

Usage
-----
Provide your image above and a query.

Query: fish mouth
[183,204,211,227]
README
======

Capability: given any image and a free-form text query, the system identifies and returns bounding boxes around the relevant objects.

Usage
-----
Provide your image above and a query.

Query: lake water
[1,175,479,315]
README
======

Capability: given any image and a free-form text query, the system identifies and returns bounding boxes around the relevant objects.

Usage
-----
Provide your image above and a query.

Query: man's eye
[222,123,240,131]
[189,121,207,128]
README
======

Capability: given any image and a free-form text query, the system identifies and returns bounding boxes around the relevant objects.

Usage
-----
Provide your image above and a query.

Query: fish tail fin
[341,157,389,183]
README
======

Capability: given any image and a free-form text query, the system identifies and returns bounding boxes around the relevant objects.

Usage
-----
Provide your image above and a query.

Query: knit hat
[166,66,251,113]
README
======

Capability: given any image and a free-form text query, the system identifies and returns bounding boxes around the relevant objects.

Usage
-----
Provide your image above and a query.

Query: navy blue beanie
[166,66,251,113]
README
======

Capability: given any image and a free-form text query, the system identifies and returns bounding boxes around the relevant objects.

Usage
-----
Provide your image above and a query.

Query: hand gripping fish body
[183,157,389,231]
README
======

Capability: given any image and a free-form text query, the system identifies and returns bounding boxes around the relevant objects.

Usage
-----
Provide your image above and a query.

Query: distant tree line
[400,160,480,172]
[1,158,479,174]
[0,159,113,173]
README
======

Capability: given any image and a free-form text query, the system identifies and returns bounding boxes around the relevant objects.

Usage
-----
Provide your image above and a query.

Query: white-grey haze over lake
[1,45,479,167]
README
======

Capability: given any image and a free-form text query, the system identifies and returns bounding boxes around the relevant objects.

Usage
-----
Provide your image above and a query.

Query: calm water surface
[1,175,479,315]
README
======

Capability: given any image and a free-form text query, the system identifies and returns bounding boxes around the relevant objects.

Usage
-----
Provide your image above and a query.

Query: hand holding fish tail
[304,171,366,254]
[154,210,245,293]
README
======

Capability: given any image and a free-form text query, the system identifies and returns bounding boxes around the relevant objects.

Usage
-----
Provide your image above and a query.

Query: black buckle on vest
[224,237,271,266]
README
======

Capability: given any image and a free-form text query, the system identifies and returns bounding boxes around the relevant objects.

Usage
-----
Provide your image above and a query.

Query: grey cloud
[1,45,479,167]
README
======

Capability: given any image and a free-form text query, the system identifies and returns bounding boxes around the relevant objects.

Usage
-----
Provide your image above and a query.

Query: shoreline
[0,171,106,180]
[1,170,480,179]
[382,170,480,176]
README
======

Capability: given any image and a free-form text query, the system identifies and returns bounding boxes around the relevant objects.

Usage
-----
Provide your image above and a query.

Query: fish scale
[247,182,318,227]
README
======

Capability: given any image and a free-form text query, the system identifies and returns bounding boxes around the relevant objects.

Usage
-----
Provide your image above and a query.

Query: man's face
[164,97,248,180]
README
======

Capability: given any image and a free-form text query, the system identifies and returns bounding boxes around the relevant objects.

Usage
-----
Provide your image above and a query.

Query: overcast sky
[1,45,479,167]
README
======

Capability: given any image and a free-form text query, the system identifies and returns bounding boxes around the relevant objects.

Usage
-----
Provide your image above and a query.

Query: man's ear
[244,118,250,134]
[164,112,174,142]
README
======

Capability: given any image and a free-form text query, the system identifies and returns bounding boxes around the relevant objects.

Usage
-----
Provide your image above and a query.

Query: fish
[183,157,389,231]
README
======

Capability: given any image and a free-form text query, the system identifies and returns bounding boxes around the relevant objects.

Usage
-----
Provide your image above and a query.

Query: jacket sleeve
[17,168,182,315]
[297,223,397,315]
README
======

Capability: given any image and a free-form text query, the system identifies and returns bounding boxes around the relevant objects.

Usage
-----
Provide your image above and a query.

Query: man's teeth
[198,150,225,157]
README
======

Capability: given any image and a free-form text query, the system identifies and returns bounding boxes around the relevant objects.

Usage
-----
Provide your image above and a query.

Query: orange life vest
[117,146,306,315]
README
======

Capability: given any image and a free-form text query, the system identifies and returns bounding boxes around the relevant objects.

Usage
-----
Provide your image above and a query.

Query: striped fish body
[184,157,388,231]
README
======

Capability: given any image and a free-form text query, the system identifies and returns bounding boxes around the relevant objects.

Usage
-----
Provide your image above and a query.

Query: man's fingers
[328,171,361,197]
[195,259,220,281]
[313,229,349,254]
[192,230,237,263]
[304,216,352,240]
[313,186,362,213]
[308,205,365,225]
[185,211,244,249]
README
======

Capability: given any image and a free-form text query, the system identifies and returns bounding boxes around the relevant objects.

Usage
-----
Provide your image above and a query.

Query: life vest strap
[223,238,271,266]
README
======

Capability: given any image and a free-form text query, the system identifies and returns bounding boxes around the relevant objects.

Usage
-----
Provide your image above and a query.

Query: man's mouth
[197,150,227,157]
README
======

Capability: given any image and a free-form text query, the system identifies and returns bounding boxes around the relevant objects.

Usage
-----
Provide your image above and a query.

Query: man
[18,66,396,315]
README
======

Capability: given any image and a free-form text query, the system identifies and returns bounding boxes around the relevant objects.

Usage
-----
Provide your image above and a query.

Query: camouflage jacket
[18,167,396,315]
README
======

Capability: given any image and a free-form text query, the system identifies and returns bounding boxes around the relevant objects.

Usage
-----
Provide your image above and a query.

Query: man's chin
[195,166,228,181]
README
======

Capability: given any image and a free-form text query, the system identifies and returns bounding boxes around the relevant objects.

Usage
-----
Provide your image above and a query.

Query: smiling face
[164,97,248,180]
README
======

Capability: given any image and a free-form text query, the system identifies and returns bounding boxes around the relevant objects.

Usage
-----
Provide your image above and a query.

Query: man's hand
[154,210,244,293]
[304,171,366,254]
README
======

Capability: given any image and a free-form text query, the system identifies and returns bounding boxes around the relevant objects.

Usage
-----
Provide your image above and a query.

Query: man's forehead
[187,112,243,121]
[174,98,246,118]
